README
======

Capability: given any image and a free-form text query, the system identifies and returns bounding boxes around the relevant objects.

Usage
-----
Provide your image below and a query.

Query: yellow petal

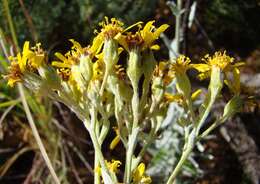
[7,78,18,87]
[137,163,145,177]
[142,21,155,37]
[90,34,104,55]
[52,61,71,68]
[69,39,83,53]
[23,41,30,54]
[110,135,120,150]
[233,62,245,68]
[17,53,26,72]
[191,89,202,101]
[150,44,160,50]
[123,21,143,33]
[109,160,121,173]
[117,34,129,52]
[226,67,241,94]
[190,64,210,72]
[31,54,44,68]
[153,24,169,39]
[141,21,155,44]
[55,52,68,62]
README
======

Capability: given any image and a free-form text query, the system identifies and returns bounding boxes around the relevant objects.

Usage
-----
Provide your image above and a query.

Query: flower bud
[38,65,61,90]
[71,65,86,91]
[127,49,142,90]
[151,77,164,102]
[104,39,119,72]
[79,55,93,83]
[175,73,191,98]
[222,95,242,120]
[23,72,43,92]
[142,51,156,80]
[209,66,223,98]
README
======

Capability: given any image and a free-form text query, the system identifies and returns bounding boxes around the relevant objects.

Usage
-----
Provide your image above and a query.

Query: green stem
[18,84,60,184]
[186,97,196,123]
[166,144,192,184]
[2,0,19,51]
[99,69,108,96]
[132,87,139,129]
[133,119,156,169]
[123,84,139,183]
[197,117,224,141]
[83,120,113,183]
[195,99,214,136]
[124,127,139,184]
[166,130,195,184]
[94,151,101,184]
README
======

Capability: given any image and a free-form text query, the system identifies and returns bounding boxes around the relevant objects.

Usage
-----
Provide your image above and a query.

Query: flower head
[90,17,124,55]
[6,62,23,87]
[204,51,234,70]
[118,21,169,51]
[191,51,243,80]
[97,17,124,40]
[191,51,243,94]
[171,55,191,74]
[52,40,93,84]
[153,62,173,86]
[140,21,169,50]
[106,160,121,173]
[6,41,46,86]
[132,163,152,184]
[52,39,89,69]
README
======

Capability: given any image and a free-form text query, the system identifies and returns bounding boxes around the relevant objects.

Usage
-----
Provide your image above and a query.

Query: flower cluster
[5,17,243,184]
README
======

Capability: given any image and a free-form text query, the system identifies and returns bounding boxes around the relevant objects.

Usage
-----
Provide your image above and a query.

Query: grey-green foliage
[147,102,203,183]
[0,0,156,48]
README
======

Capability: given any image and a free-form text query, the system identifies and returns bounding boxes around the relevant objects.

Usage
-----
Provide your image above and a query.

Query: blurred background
[1,0,260,183]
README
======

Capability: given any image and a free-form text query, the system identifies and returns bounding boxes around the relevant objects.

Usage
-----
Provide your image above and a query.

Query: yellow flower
[90,17,124,54]
[191,51,243,94]
[153,61,174,86]
[97,17,124,40]
[140,20,169,50]
[171,55,191,74]
[52,39,93,84]
[170,55,192,98]
[118,21,169,51]
[6,41,46,86]
[225,67,241,94]
[52,39,87,69]
[6,62,23,87]
[191,51,243,80]
[17,41,34,72]
[14,41,45,72]
[30,43,46,69]
[106,160,121,173]
[132,163,152,184]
